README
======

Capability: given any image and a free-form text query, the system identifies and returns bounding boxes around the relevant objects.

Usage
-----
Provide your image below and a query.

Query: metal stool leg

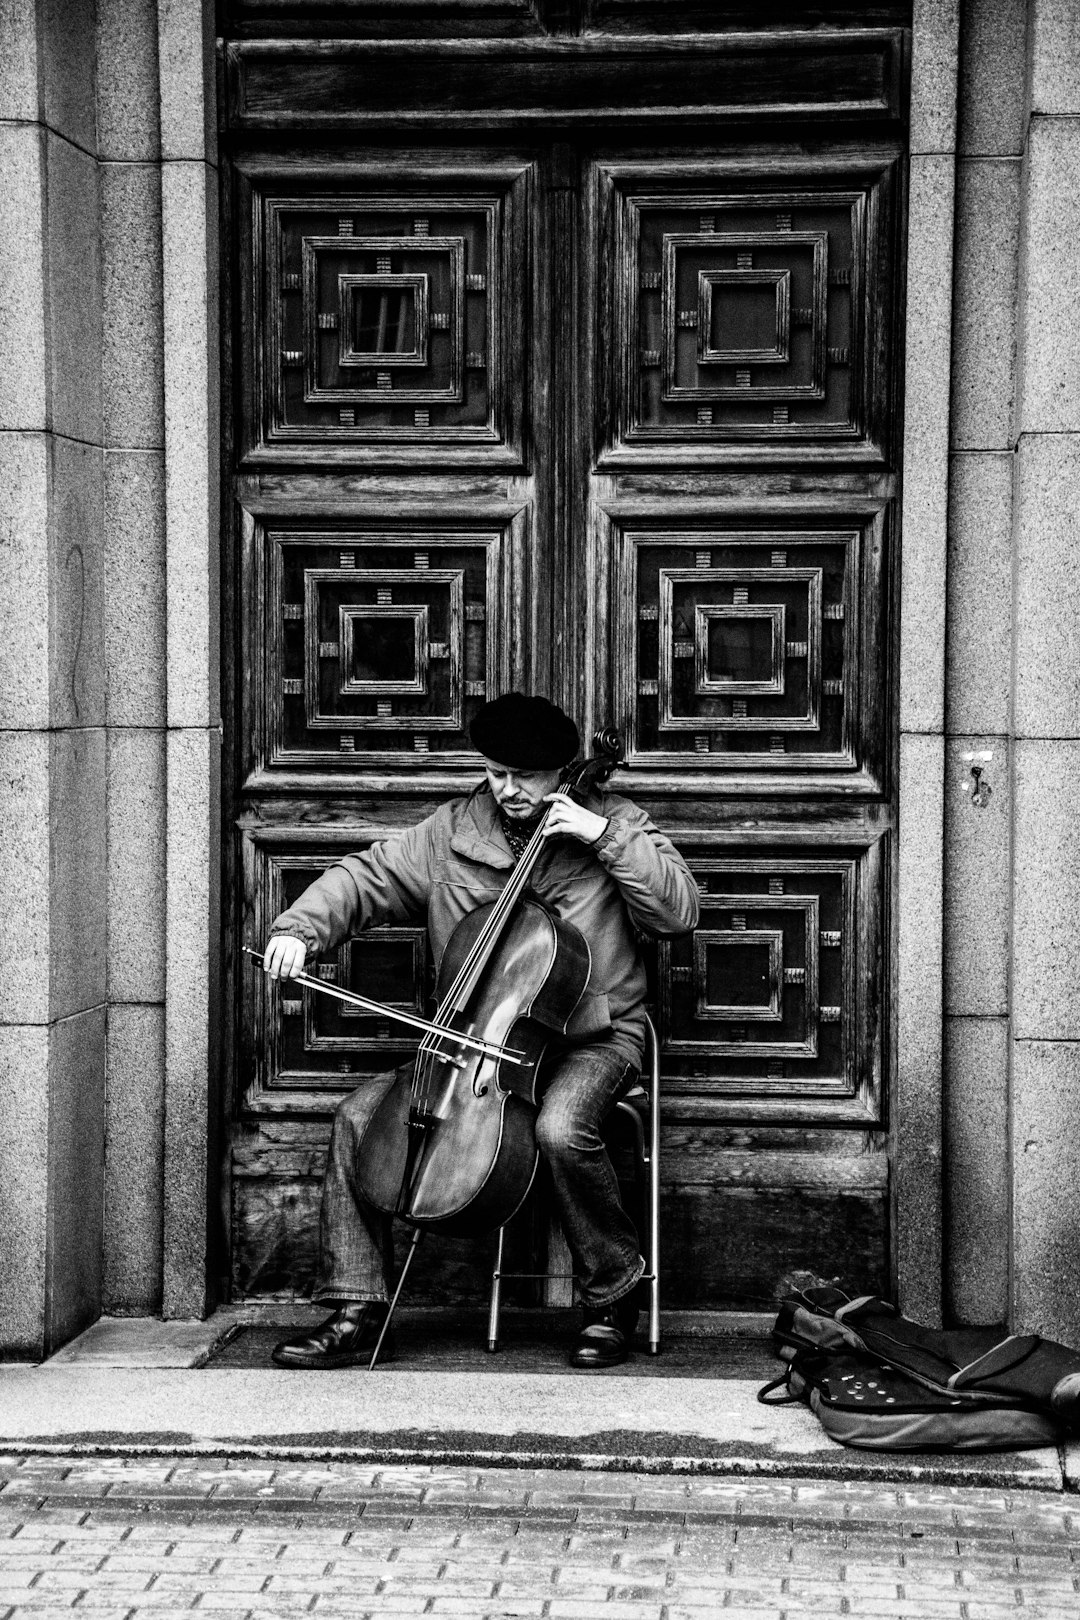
[646,1033,662,1355]
[369,1226,423,1370]
[487,1224,506,1352]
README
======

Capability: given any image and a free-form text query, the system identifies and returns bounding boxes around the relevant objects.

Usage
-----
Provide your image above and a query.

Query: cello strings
[429,784,565,1018]
[410,782,576,1118]
[411,799,551,1114]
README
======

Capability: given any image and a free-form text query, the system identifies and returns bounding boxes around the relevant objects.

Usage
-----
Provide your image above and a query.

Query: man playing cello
[263,693,699,1370]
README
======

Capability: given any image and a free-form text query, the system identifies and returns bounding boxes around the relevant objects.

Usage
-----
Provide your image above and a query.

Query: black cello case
[759,1284,1080,1451]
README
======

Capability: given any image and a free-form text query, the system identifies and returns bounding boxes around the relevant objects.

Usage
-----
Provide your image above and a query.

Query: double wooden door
[225,46,906,1306]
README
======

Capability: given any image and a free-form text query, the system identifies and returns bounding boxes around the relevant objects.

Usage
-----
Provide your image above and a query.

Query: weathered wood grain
[224,34,905,130]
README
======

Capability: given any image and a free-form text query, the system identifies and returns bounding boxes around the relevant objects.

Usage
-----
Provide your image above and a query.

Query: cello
[354,727,625,1240]
[248,729,625,1352]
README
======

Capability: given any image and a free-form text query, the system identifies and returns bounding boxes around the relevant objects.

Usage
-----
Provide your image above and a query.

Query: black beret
[469,694,580,770]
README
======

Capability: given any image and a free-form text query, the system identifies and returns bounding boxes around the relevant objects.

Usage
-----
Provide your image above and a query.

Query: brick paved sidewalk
[0,1456,1078,1618]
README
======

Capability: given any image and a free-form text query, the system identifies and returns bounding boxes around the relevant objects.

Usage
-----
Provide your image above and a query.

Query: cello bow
[242,946,527,1065]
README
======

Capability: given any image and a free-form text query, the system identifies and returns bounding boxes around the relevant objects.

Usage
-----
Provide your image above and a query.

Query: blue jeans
[314,1035,645,1310]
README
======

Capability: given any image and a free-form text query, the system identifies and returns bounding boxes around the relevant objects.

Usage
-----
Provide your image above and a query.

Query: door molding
[223,32,907,130]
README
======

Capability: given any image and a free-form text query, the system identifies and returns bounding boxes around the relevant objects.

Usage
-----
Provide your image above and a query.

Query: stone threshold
[43,1305,777,1372]
[0,1310,1072,1494]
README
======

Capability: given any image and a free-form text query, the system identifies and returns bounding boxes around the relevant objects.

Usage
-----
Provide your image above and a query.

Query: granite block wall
[942,0,1026,1327]
[0,0,173,1354]
[0,0,107,1357]
[99,0,168,1319]
[893,0,961,1327]
[943,0,1080,1341]
[1008,1,1080,1342]
[158,0,221,1321]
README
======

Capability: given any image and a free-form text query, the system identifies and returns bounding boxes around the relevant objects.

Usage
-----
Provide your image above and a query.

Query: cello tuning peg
[592,727,624,763]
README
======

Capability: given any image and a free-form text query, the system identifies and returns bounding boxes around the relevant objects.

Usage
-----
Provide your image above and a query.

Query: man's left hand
[541,793,609,846]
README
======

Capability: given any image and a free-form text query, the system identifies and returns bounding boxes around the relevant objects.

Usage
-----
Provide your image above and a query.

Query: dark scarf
[497,807,544,863]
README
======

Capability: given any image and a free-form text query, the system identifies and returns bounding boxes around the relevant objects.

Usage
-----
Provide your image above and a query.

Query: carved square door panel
[595,156,900,466]
[242,510,523,782]
[647,842,886,1123]
[241,838,436,1110]
[236,158,530,466]
[604,507,890,788]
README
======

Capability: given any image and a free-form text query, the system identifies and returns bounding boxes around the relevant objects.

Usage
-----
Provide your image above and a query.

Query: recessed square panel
[659,567,821,732]
[304,932,428,1052]
[339,603,430,697]
[663,233,821,401]
[696,604,785,697]
[695,928,783,1021]
[304,568,461,731]
[304,236,464,405]
[241,842,436,1104]
[699,268,790,365]
[665,889,818,1059]
[338,273,428,368]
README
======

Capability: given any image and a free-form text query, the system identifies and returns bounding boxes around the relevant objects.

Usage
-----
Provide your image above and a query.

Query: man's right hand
[263,936,307,980]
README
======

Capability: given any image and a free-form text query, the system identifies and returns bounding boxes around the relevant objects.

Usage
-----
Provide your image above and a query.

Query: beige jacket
[269,786,699,1067]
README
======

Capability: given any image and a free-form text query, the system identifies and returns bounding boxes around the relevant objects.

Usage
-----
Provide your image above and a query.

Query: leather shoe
[271,1304,390,1369]
[568,1293,638,1370]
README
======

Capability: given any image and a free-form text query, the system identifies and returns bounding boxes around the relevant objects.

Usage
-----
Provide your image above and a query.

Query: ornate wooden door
[223,16,907,1309]
[576,149,901,1304]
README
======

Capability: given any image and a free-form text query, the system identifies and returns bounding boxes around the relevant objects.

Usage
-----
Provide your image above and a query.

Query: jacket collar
[450,785,515,869]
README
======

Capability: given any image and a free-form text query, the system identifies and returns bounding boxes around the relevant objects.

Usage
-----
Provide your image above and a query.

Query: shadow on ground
[208,1308,773,1380]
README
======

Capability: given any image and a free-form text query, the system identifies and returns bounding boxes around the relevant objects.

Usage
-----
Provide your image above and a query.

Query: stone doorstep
[46,1307,777,1370]
[0,1311,1068,1493]
[45,1314,246,1370]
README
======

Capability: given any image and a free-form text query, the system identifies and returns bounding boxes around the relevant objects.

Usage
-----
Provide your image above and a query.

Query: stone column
[0,0,107,1356]
[158,0,221,1319]
[1010,0,1080,1341]
[895,0,961,1325]
[941,0,1026,1326]
[99,0,168,1317]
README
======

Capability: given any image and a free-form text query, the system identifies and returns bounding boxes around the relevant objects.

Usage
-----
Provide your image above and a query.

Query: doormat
[205,1309,770,1380]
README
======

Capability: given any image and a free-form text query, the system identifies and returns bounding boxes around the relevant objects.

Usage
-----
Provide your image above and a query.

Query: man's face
[483,759,562,818]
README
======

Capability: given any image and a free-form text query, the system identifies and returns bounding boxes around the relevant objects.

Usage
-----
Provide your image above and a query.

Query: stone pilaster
[0,0,107,1357]
[1009,0,1080,1341]
[158,0,221,1320]
[99,0,168,1318]
[941,0,1026,1327]
[895,0,961,1326]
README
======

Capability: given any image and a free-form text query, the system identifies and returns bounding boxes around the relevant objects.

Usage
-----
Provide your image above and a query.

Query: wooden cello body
[355,898,591,1237]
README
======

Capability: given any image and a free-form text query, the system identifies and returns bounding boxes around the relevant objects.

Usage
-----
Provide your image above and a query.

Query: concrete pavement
[0,1314,1071,1492]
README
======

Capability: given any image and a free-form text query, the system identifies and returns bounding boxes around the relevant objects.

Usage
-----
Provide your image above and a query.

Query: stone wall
[99,0,168,1322]
[943,0,1026,1329]
[894,0,960,1326]
[1007,0,1080,1341]
[941,0,1080,1343]
[0,0,109,1357]
[2,0,1079,1355]
[0,0,217,1354]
